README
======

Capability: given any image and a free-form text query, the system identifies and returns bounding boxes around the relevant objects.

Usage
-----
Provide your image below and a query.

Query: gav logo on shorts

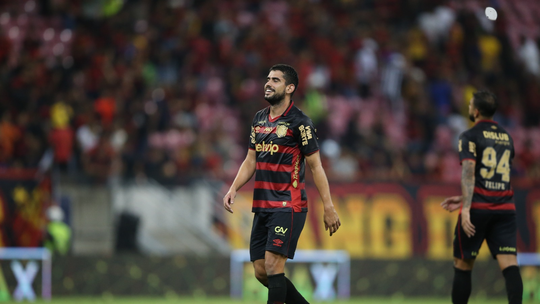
[273,239,284,247]
[275,226,288,236]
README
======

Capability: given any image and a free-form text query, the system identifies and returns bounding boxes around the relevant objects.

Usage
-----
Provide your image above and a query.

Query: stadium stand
[0,0,539,186]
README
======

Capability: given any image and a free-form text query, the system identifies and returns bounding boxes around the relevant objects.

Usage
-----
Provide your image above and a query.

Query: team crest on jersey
[276,125,288,138]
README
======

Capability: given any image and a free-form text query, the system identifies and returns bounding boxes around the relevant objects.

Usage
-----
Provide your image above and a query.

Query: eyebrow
[267,77,281,81]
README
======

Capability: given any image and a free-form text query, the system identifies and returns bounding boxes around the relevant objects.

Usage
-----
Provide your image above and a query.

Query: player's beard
[265,89,286,106]
[469,113,475,122]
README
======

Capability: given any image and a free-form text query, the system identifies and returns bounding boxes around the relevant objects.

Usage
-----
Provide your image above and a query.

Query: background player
[223,64,341,304]
[441,91,523,304]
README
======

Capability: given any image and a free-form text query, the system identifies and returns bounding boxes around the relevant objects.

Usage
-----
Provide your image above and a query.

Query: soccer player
[441,91,523,304]
[223,64,341,304]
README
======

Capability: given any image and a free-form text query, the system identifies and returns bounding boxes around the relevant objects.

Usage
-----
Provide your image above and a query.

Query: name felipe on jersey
[483,131,509,141]
[485,181,507,190]
[255,141,279,155]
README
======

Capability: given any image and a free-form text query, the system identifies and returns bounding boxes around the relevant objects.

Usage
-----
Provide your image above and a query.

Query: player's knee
[254,270,268,286]
[454,258,474,271]
[497,254,518,270]
[253,262,268,286]
[264,258,284,276]
[264,259,276,275]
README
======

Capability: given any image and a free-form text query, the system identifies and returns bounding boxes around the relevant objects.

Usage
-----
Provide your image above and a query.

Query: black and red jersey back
[459,120,515,212]
[248,102,319,213]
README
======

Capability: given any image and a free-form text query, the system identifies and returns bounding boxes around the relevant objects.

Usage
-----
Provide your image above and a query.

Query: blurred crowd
[1,0,540,185]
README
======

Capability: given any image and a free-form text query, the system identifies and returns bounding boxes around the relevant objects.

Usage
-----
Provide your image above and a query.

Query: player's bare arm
[441,195,463,212]
[305,151,341,236]
[223,149,256,214]
[461,160,476,237]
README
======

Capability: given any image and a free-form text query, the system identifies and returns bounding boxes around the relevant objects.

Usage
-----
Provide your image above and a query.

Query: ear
[474,108,480,119]
[286,84,295,94]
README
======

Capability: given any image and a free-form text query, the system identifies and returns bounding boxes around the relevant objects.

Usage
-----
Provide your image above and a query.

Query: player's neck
[475,116,494,124]
[269,98,292,119]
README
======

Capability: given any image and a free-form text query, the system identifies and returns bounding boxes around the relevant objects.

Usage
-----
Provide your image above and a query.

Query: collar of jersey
[268,101,294,122]
[475,119,498,125]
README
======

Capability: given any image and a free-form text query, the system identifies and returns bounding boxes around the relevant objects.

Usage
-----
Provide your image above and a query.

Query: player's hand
[323,206,341,236]
[223,189,236,214]
[460,210,476,238]
[441,196,462,212]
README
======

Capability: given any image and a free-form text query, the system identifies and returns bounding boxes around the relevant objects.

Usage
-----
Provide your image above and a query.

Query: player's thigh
[265,211,307,259]
[453,212,489,260]
[486,213,517,260]
[250,213,270,262]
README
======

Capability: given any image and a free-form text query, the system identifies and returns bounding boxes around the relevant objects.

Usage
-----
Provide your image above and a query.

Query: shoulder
[497,125,513,139]
[289,105,313,125]
[460,124,486,141]
[256,107,268,118]
[459,127,475,140]
[252,108,269,123]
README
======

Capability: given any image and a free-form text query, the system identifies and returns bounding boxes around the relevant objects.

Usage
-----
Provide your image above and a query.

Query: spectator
[354,38,378,98]
[82,133,115,183]
[44,205,71,256]
[0,112,20,164]
[48,124,74,171]
[518,35,540,77]
[94,89,117,128]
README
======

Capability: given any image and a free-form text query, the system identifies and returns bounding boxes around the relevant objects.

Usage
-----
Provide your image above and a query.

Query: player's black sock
[267,273,286,304]
[452,267,472,304]
[285,276,309,304]
[503,265,523,304]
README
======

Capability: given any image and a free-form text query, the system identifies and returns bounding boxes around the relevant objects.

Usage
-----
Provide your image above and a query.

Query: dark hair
[473,90,498,118]
[269,64,299,96]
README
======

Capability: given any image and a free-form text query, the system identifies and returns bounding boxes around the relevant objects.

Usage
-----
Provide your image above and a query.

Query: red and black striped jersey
[459,120,515,212]
[248,101,319,213]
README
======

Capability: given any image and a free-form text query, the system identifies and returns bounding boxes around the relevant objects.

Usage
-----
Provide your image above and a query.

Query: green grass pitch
[4,296,528,304]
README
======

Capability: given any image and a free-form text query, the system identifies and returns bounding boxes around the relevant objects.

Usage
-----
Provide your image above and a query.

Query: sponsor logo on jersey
[250,127,256,144]
[276,125,288,138]
[255,141,279,155]
[469,141,477,156]
[256,127,275,134]
[292,156,300,188]
[483,131,509,141]
[299,125,313,146]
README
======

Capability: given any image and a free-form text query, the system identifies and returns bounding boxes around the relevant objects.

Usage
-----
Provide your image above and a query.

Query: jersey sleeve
[294,116,319,156]
[510,137,515,163]
[458,132,477,164]
[248,115,257,150]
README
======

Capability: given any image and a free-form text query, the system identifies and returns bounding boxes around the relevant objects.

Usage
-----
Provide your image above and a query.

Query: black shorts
[249,211,307,261]
[453,211,517,260]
